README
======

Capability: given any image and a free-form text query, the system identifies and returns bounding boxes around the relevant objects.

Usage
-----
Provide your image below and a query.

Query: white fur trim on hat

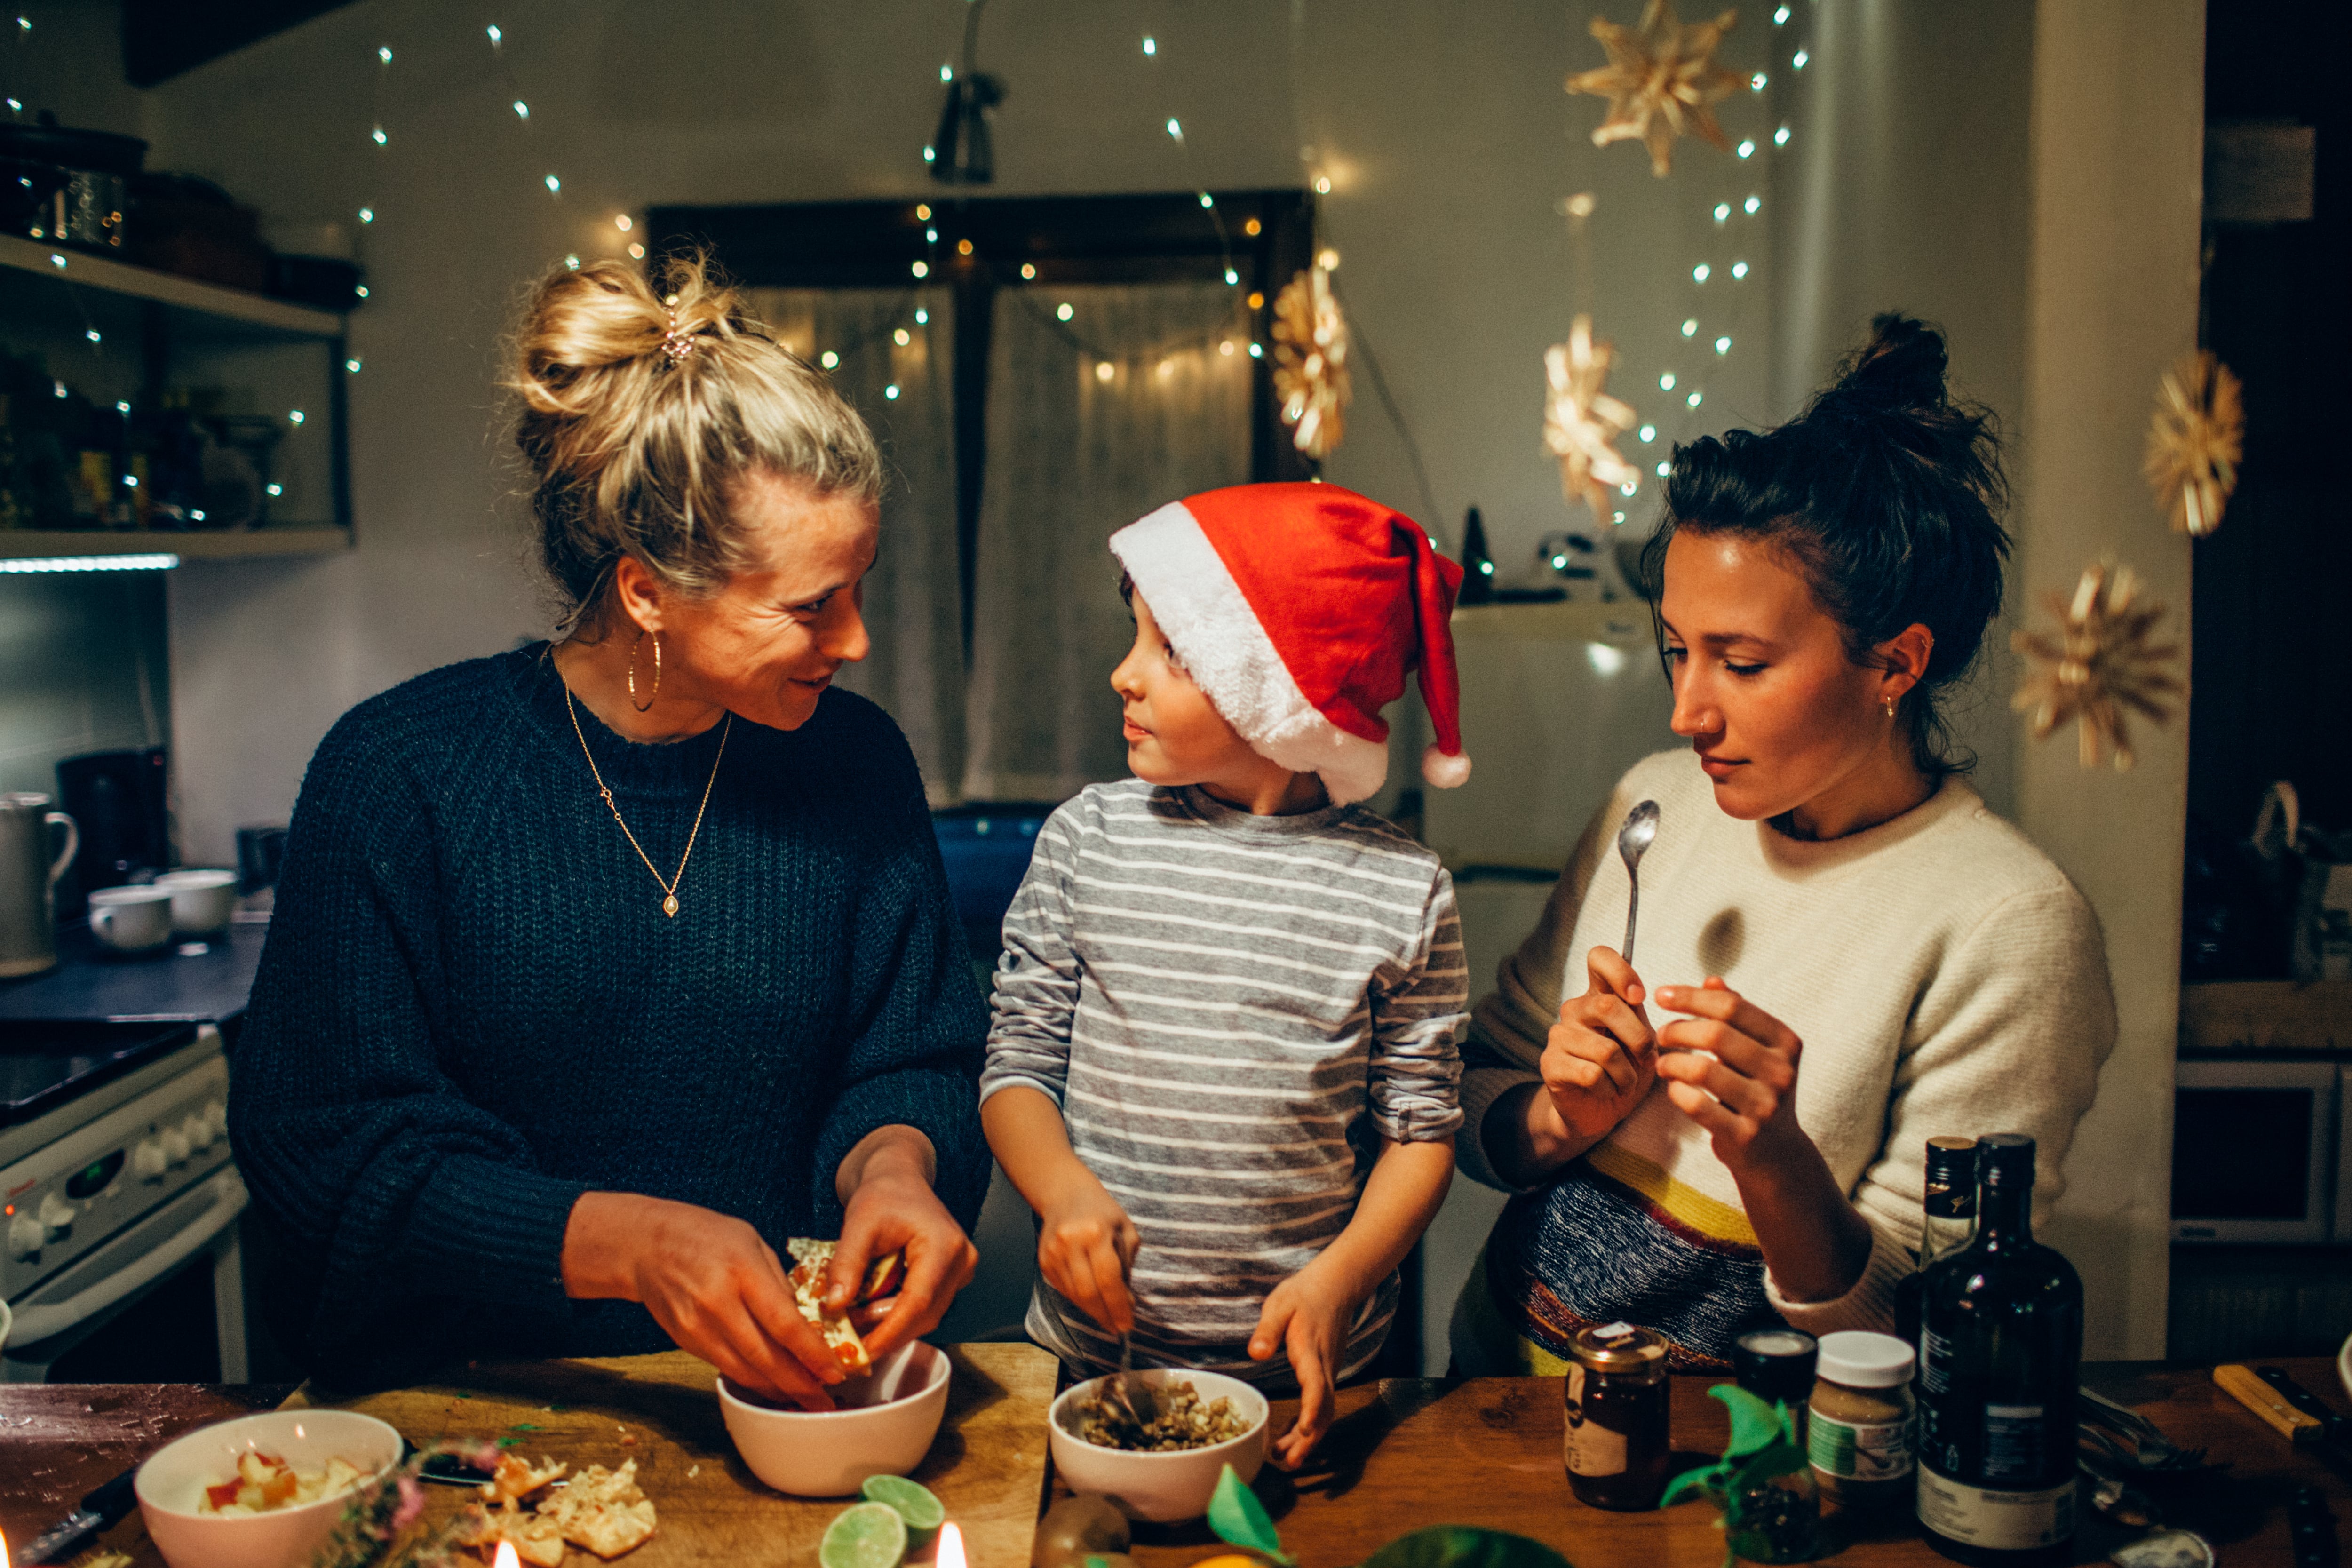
[1111,501,1390,805]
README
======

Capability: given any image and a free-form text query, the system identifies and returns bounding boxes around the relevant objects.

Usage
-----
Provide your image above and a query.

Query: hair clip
[660,307,700,367]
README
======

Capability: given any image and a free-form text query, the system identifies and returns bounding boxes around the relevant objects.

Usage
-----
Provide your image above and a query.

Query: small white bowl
[153,868,239,937]
[718,1340,953,1496]
[1046,1369,1270,1523]
[135,1409,402,1568]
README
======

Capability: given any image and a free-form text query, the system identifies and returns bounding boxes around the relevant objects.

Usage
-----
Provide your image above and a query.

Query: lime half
[861,1475,946,1552]
[821,1500,910,1568]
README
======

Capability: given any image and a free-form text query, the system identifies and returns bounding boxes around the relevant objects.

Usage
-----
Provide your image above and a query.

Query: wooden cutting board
[83,1343,1057,1568]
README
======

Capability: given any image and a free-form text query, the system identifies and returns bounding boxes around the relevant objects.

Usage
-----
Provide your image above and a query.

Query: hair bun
[1825,311,1949,415]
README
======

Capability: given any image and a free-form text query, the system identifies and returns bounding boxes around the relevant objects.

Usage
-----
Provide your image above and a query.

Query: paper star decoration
[1566,1,1744,177]
[1271,257,1352,459]
[2010,562,2183,771]
[1543,315,1641,518]
[2144,349,2245,538]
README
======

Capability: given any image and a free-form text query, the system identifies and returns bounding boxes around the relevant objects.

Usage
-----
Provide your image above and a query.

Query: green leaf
[1361,1526,1575,1568]
[1726,1438,1809,1492]
[1711,1385,1788,1458]
[1659,1461,1726,1509]
[1208,1464,1289,1564]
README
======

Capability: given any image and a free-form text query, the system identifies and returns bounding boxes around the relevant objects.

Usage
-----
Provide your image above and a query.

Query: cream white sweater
[1458,748,2117,1347]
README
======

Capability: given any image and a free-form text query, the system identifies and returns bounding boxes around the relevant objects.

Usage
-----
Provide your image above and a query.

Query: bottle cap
[1978,1132,2037,1188]
[1924,1135,1977,1186]
[1733,1329,1818,1405]
[1815,1330,1915,1389]
[1568,1321,1667,1369]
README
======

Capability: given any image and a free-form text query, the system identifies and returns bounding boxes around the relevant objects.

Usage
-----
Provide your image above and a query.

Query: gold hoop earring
[628,630,661,713]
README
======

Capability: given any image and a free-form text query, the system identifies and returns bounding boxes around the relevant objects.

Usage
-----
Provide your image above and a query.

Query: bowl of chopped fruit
[134,1408,402,1568]
[1047,1369,1269,1522]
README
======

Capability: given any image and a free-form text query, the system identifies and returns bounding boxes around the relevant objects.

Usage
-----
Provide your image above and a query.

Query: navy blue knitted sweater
[229,645,988,1383]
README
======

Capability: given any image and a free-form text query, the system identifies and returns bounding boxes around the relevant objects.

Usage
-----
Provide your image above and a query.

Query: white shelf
[0,234,344,339]
[1451,598,1654,646]
[0,527,350,561]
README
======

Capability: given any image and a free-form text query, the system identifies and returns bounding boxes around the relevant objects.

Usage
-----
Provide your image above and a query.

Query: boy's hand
[1037,1174,1142,1337]
[1248,1262,1355,1468]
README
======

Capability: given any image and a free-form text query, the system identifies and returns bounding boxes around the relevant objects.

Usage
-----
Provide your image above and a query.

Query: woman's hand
[830,1127,981,1361]
[1036,1171,1142,1338]
[1248,1260,1353,1469]
[562,1191,846,1410]
[1540,946,1659,1145]
[1652,977,1804,1173]
[1653,977,1875,1304]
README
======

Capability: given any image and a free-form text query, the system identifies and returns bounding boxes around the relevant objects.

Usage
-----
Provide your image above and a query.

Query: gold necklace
[564,686,732,917]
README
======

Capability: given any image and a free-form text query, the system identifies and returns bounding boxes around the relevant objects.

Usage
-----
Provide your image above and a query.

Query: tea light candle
[494,1542,521,1568]
[938,1521,967,1568]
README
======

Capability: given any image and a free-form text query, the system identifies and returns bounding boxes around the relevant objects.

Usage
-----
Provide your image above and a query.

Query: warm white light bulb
[1224,268,1239,286]
[84,328,100,343]
[1198,191,1214,209]
[1096,360,1115,382]
[940,63,953,82]
[912,260,930,277]
[514,100,529,119]
[820,350,840,369]
[1314,176,1331,194]
[885,384,901,400]
[1639,424,1657,442]
[345,358,362,372]
[893,328,911,346]
[1731,260,1750,279]
[289,409,306,425]
[1057,302,1074,321]
[1715,335,1732,354]
[115,398,130,413]
[1793,49,1809,68]
[915,308,929,325]
[1751,72,1767,90]
[1774,126,1792,147]
[1165,118,1183,141]
[922,145,936,163]
[377,45,392,63]
[544,174,561,193]
[372,126,386,145]
[925,227,938,242]
[1736,139,1756,159]
[1659,372,1677,390]
[1143,35,1156,55]
[1021,263,1036,279]
[1713,202,1730,222]
[1681,318,1697,337]
[1687,390,1703,407]
[1692,263,1711,282]
[1249,342,1264,358]
[1744,195,1761,214]
[1656,461,1670,477]
[1773,4,1790,21]
[487,24,501,43]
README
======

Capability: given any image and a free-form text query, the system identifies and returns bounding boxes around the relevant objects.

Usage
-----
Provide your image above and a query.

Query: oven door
[2173,1060,2337,1243]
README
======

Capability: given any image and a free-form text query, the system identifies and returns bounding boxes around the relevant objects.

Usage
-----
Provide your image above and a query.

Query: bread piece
[540,1460,658,1560]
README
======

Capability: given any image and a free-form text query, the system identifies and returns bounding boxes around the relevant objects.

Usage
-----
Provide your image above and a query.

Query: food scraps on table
[197,1450,368,1514]
[1069,1380,1253,1452]
[785,1238,907,1375]
[455,1456,657,1564]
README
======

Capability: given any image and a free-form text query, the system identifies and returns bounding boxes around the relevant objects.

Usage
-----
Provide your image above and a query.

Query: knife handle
[2217,1362,2326,1442]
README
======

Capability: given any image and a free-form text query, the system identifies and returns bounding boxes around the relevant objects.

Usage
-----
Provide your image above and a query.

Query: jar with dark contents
[1726,1329,1822,1562]
[1563,1322,1670,1511]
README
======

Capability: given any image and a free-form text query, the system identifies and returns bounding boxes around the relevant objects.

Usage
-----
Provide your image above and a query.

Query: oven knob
[7,1208,41,1258]
[160,1127,192,1165]
[132,1138,168,1180]
[205,1100,229,1138]
[36,1191,73,1240]
[183,1113,214,1153]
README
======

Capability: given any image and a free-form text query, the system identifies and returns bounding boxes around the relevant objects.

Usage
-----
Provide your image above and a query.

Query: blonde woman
[230,258,983,1403]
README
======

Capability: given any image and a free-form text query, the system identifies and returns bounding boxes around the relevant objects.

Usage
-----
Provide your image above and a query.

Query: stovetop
[0,1019,202,1130]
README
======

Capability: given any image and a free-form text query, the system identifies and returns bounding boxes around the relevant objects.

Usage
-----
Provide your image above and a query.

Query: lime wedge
[821,1500,910,1568]
[861,1474,946,1552]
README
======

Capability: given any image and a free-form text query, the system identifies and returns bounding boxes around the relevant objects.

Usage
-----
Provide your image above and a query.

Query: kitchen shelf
[0,527,350,561]
[2179,979,2352,1053]
[1451,597,1654,647]
[0,234,342,339]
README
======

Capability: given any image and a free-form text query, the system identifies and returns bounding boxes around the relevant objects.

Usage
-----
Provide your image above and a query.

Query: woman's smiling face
[1658,528,1903,825]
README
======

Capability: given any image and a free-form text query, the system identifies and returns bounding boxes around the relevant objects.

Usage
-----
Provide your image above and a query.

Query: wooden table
[2,1357,2346,1567]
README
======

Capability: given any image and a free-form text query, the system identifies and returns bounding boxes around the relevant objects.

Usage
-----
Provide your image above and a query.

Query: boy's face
[1111,591,1267,787]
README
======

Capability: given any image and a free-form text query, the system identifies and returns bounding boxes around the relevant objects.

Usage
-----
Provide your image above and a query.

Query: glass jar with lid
[1808,1329,1917,1513]
[1563,1322,1670,1511]
[1724,1329,1823,1563]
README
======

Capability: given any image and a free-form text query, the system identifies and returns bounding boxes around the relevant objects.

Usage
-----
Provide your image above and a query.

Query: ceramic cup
[153,868,238,937]
[88,884,174,953]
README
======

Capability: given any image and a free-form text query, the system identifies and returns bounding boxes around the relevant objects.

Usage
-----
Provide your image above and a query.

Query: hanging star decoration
[1543,315,1641,518]
[1271,252,1352,459]
[1566,1,1744,177]
[2010,562,2183,771]
[2144,349,2245,538]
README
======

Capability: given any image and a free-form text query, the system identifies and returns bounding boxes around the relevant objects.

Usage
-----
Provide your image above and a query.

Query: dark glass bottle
[1895,1136,1980,1349]
[1914,1133,2082,1567]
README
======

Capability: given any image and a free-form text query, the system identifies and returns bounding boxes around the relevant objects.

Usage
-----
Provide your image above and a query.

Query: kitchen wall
[20,0,2197,1360]
[0,572,169,800]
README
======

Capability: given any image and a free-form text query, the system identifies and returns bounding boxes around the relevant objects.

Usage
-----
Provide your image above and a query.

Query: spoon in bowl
[1617,800,1661,968]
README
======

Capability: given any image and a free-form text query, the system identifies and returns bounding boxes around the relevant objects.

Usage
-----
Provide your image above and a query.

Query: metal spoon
[1617,800,1661,967]
[1100,1331,1157,1438]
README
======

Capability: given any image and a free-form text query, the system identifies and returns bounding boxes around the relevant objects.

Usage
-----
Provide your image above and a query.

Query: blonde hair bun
[506,252,880,626]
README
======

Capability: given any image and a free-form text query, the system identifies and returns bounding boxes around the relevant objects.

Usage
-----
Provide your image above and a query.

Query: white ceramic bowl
[718,1339,953,1496]
[154,868,239,936]
[1046,1369,1270,1523]
[135,1409,402,1568]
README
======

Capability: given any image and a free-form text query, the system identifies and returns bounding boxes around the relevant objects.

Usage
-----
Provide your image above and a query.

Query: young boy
[980,482,1474,1466]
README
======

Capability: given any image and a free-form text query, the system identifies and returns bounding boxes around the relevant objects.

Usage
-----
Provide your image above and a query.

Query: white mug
[153,868,238,937]
[88,884,174,953]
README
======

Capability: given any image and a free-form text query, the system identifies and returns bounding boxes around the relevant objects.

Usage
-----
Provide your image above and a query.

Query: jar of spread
[1808,1329,1916,1512]
[1563,1321,1670,1511]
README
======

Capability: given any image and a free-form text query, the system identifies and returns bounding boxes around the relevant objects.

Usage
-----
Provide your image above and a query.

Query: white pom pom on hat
[1422,743,1472,790]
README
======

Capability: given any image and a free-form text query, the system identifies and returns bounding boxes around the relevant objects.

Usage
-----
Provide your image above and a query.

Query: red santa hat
[1108,482,1470,807]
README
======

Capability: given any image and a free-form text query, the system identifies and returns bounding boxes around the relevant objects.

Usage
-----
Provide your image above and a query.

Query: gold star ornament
[1271,254,1352,460]
[2010,562,2183,771]
[1543,315,1641,519]
[1566,1,1744,177]
[2144,349,2245,538]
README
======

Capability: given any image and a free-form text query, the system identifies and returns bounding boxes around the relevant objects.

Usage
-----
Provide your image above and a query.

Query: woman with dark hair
[1451,315,2117,1371]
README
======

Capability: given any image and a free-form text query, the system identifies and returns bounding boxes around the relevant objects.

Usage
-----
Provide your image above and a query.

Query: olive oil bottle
[1914,1133,2082,1566]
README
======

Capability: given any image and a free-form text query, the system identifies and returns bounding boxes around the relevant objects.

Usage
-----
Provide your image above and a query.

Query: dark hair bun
[1648,311,2010,780]
[1827,312,1950,414]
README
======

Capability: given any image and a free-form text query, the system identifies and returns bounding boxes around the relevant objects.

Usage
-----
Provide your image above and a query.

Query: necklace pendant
[662,894,680,917]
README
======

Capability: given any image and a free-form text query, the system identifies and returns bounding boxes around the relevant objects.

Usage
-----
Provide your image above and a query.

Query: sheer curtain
[750,288,964,802]
[959,282,1254,802]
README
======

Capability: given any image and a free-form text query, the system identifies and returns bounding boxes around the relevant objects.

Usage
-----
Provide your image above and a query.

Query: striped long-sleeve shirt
[980,780,1467,1387]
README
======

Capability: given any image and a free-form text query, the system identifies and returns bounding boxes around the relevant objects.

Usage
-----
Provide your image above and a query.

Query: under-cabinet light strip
[0,554,181,573]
